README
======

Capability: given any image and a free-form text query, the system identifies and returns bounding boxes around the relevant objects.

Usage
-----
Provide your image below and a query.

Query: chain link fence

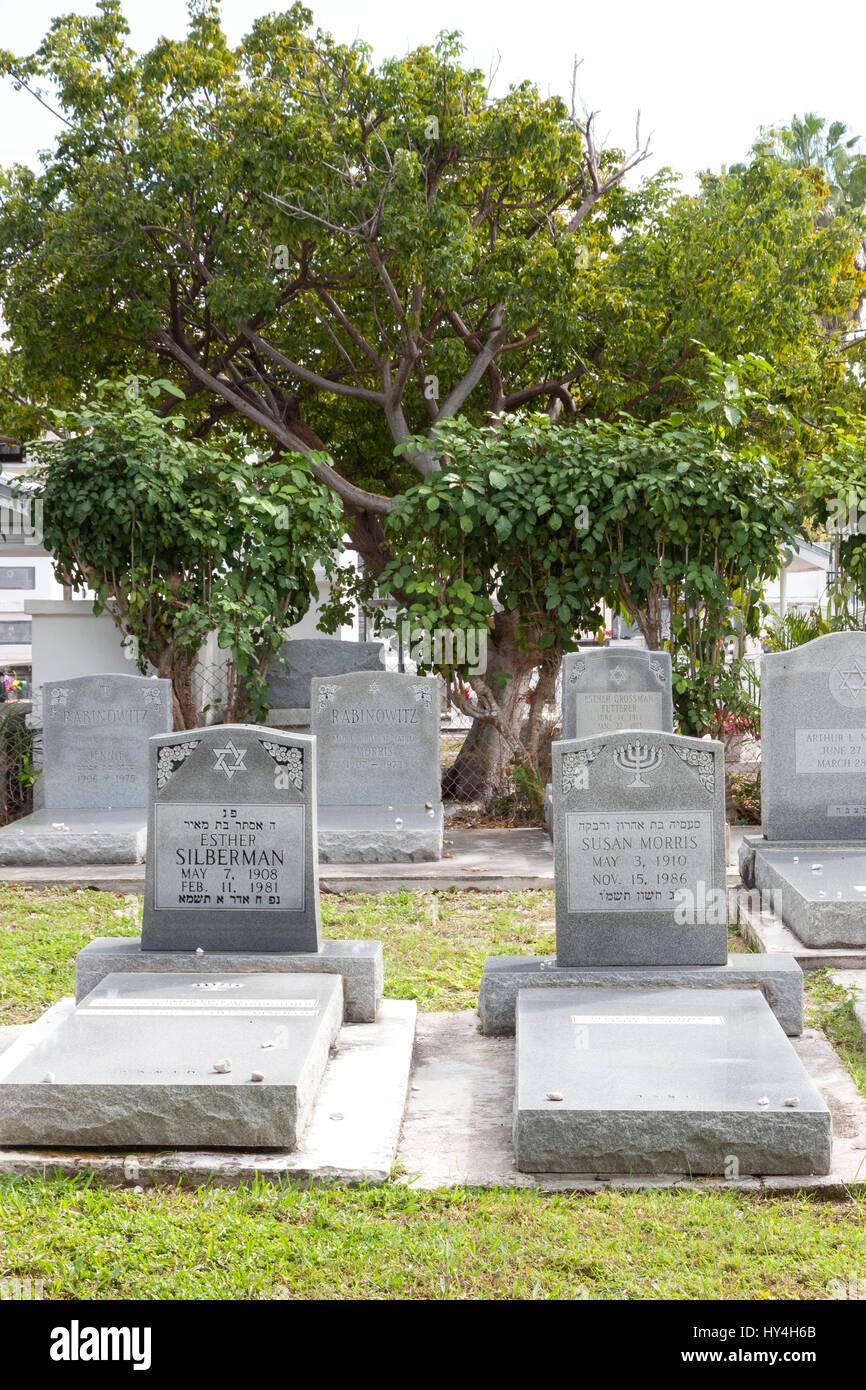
[0,705,38,827]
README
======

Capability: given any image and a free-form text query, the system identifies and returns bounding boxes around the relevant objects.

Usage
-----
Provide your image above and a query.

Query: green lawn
[0,885,864,1301]
[1,1178,864,1301]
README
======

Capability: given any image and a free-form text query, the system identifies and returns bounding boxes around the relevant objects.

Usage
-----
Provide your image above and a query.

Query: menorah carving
[613,740,663,788]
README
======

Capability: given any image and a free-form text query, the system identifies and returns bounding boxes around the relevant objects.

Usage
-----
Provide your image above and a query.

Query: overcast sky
[0,0,864,187]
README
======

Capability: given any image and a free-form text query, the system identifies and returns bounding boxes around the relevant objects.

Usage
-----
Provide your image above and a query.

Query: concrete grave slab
[0,972,343,1150]
[752,845,866,947]
[317,804,443,863]
[0,809,147,866]
[513,988,832,1175]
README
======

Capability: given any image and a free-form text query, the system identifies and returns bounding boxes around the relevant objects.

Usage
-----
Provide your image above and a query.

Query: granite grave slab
[311,672,442,862]
[0,972,342,1149]
[751,846,866,947]
[142,725,320,953]
[513,987,832,1174]
[552,730,727,966]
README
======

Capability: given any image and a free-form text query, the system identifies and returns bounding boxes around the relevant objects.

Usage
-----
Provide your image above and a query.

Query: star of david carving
[212,740,247,780]
[609,666,627,686]
[837,661,866,698]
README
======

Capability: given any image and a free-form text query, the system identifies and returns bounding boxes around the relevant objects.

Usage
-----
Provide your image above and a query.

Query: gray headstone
[562,648,673,740]
[42,674,172,809]
[266,638,385,710]
[761,632,866,840]
[513,987,831,1174]
[142,725,320,953]
[0,971,343,1149]
[310,672,441,807]
[552,730,727,966]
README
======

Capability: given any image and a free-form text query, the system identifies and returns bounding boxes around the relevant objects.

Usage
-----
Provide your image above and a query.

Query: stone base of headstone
[266,708,311,728]
[513,987,832,1175]
[75,937,384,1023]
[317,805,443,863]
[478,952,804,1036]
[0,972,343,1149]
[0,809,147,865]
[742,838,866,947]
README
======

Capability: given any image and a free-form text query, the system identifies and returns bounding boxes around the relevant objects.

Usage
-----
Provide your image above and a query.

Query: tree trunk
[442,613,537,807]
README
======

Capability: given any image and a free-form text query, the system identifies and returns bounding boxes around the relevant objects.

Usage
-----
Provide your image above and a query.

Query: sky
[0,0,865,187]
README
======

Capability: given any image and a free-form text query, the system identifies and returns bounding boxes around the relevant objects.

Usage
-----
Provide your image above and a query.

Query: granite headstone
[265,637,385,711]
[561,648,673,741]
[761,631,866,841]
[42,673,172,809]
[310,671,440,807]
[142,725,320,953]
[552,729,727,966]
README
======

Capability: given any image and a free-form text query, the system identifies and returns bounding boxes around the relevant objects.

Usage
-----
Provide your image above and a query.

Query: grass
[806,971,866,1098]
[0,884,864,1301]
[1,1177,864,1301]
[0,885,752,1024]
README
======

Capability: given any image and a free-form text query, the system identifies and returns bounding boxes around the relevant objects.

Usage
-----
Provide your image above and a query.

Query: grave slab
[561,648,673,741]
[736,887,866,970]
[0,972,343,1149]
[0,809,147,865]
[761,632,866,841]
[478,951,804,1036]
[76,936,383,1023]
[318,804,443,863]
[552,731,727,966]
[0,999,416,1187]
[751,846,866,947]
[513,987,832,1175]
[143,726,321,953]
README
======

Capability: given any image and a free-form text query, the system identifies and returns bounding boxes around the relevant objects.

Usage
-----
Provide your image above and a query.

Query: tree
[368,412,798,800]
[0,4,863,799]
[21,381,345,727]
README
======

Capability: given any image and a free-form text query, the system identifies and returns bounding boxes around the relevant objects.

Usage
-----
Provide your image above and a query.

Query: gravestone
[737,632,866,949]
[0,972,343,1149]
[265,637,385,720]
[310,671,442,862]
[142,725,320,953]
[553,730,727,967]
[0,672,172,865]
[562,648,673,741]
[76,724,384,1022]
[481,728,801,1032]
[761,632,866,842]
[42,673,172,808]
[514,987,831,1174]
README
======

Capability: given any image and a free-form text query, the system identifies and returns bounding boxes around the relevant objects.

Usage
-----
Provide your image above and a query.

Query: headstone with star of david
[141,725,320,952]
[41,673,173,809]
[761,631,866,840]
[561,648,674,741]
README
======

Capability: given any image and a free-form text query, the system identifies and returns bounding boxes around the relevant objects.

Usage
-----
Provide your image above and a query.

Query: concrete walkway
[0,825,748,895]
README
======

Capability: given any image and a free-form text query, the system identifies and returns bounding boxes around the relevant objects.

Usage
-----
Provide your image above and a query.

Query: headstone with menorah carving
[551,730,728,966]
